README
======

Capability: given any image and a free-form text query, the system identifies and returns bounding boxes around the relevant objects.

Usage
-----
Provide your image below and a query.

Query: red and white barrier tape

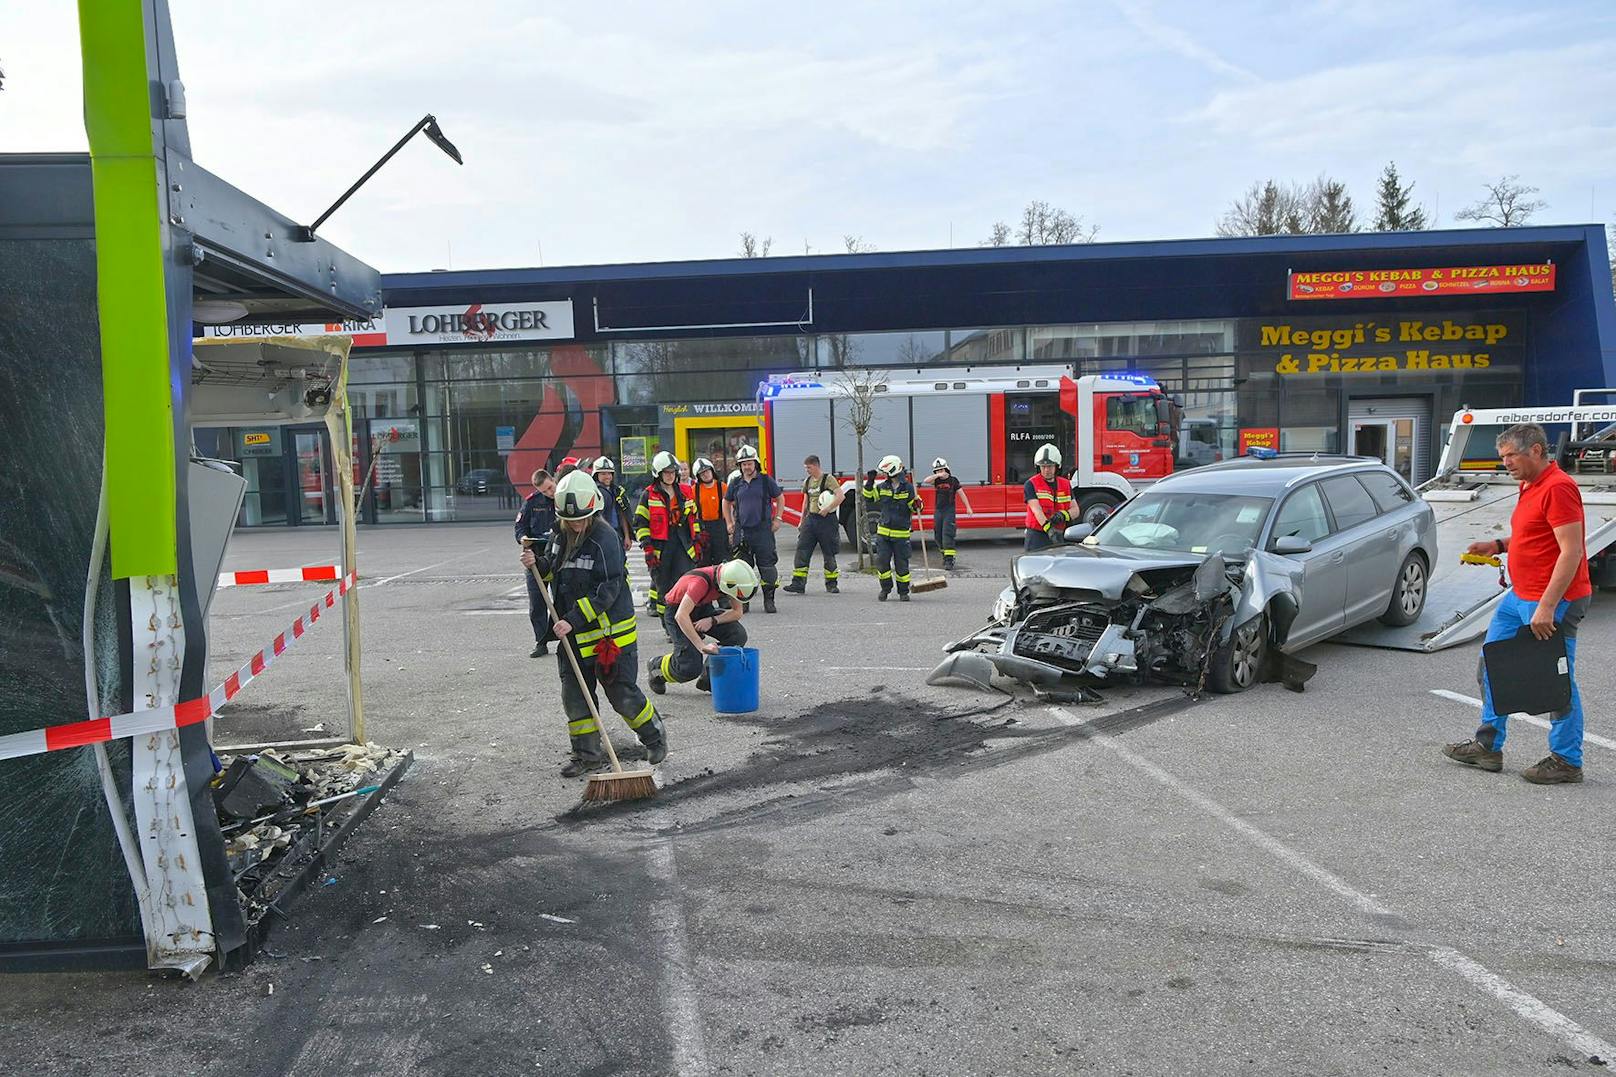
[0,572,356,763]
[218,565,343,588]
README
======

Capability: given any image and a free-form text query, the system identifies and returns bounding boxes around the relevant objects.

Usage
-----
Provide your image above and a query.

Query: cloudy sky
[3,0,1613,272]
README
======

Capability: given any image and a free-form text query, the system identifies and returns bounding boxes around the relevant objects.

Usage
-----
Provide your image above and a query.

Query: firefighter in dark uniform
[724,445,784,613]
[783,453,842,595]
[922,457,963,569]
[520,471,667,776]
[647,559,760,694]
[591,456,633,551]
[1023,444,1074,551]
[635,451,701,617]
[515,468,558,656]
[691,457,730,566]
[863,454,921,601]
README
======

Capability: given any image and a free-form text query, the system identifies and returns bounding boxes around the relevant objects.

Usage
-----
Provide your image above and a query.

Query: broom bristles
[910,577,948,592]
[581,768,658,802]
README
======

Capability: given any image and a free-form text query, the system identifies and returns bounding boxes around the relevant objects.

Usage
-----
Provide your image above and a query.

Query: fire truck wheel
[1076,492,1121,527]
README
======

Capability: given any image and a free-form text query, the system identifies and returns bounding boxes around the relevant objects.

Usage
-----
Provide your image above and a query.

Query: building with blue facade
[197,225,1616,526]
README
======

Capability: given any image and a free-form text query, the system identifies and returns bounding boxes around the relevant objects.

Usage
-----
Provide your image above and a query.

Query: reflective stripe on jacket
[862,476,919,539]
[542,518,638,657]
[1023,474,1074,530]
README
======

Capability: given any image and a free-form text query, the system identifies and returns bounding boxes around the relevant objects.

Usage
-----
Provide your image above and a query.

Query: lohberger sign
[383,300,574,344]
[202,317,387,346]
[1242,312,1523,377]
[1288,263,1555,301]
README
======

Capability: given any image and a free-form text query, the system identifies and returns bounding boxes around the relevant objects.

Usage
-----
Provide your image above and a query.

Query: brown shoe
[1522,754,1583,785]
[1442,739,1503,772]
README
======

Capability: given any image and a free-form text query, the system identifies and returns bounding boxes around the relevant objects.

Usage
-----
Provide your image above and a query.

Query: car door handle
[1329,552,1345,563]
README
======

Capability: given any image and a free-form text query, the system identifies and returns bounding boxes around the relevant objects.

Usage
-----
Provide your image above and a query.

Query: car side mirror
[1271,535,1312,555]
[1063,523,1094,543]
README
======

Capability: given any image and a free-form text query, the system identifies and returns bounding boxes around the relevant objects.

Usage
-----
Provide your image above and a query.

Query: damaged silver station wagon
[940,455,1438,696]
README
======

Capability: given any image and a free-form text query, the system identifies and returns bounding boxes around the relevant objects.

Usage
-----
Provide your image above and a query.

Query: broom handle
[528,562,625,775]
[917,489,934,575]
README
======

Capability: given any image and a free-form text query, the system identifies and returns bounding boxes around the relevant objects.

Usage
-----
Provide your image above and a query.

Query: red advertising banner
[1238,427,1279,454]
[1288,264,1555,302]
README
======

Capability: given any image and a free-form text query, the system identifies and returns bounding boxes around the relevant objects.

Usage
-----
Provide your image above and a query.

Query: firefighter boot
[562,732,608,777]
[942,555,955,570]
[783,577,807,595]
[647,658,667,695]
[637,712,669,766]
[764,587,778,614]
[696,666,712,693]
[825,577,839,594]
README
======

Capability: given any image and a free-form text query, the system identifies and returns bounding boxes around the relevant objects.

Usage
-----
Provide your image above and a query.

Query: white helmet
[727,468,742,485]
[876,454,904,477]
[651,450,679,476]
[735,444,760,464]
[693,456,716,480]
[817,489,837,512]
[718,559,761,601]
[553,471,603,520]
[592,456,615,475]
[1034,444,1063,468]
[932,457,949,472]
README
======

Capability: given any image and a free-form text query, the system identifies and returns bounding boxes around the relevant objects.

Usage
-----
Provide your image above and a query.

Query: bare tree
[1217,180,1308,237]
[1306,176,1358,234]
[984,201,1097,246]
[1455,176,1547,228]
[1372,161,1428,231]
[831,366,887,569]
[843,234,875,254]
[739,232,773,257]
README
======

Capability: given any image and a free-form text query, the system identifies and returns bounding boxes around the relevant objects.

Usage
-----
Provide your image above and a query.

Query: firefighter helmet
[553,471,603,520]
[592,456,615,475]
[718,559,761,601]
[876,454,904,477]
[651,450,679,476]
[694,457,716,480]
[817,489,837,513]
[727,468,742,485]
[735,444,760,464]
[932,457,949,472]
[1034,444,1063,468]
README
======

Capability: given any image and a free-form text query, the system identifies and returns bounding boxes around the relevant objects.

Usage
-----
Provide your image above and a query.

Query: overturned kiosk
[0,2,407,974]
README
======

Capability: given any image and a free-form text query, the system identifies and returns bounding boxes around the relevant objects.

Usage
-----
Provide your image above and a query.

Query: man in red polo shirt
[1444,422,1591,784]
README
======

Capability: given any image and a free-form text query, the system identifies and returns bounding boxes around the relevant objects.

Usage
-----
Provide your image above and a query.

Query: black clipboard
[1483,627,1571,716]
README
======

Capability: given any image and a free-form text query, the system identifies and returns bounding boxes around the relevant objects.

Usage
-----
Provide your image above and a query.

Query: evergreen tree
[1372,162,1428,231]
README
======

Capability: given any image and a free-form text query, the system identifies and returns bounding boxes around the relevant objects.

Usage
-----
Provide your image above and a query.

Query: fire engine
[760,366,1178,539]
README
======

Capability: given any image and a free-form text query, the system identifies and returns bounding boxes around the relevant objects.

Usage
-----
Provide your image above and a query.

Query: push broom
[528,562,657,803]
[911,497,948,594]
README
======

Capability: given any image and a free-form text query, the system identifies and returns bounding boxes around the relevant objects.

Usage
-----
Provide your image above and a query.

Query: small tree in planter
[830,364,887,571]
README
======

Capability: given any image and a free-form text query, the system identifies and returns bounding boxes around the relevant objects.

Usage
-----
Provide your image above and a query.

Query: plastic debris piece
[372,916,388,924]
[481,963,494,975]
[539,913,576,925]
[420,924,441,931]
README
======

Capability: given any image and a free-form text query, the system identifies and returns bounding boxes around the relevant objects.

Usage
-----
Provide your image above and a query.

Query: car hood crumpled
[1014,544,1208,600]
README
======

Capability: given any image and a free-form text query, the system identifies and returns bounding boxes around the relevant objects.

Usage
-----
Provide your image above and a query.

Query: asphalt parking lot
[5,522,1615,1075]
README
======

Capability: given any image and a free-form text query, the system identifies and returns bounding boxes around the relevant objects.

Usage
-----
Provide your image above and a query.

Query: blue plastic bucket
[708,646,760,714]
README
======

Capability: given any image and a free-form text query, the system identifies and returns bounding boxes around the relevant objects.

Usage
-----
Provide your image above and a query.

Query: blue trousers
[1477,591,1585,767]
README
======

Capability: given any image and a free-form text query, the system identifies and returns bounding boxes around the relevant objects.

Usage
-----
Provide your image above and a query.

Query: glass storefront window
[816,330,947,367]
[349,352,418,383]
[614,336,807,404]
[1030,319,1234,361]
[944,327,1024,364]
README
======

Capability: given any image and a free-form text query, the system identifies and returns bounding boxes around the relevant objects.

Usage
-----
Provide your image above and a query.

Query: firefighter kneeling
[648,560,761,694]
[522,470,668,777]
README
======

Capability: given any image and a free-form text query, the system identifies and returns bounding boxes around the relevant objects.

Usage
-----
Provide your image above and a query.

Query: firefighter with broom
[863,454,922,601]
[647,559,760,694]
[522,470,668,777]
[636,451,701,617]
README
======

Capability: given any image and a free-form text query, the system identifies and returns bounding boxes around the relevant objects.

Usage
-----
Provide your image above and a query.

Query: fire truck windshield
[1105,395,1159,438]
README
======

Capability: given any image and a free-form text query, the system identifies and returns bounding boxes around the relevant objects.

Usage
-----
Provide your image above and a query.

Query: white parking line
[1050,705,1616,1061]
[366,548,492,588]
[646,841,710,1077]
[1429,689,1616,752]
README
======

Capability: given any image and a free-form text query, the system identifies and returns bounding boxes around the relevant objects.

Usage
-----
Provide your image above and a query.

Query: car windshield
[1092,491,1273,555]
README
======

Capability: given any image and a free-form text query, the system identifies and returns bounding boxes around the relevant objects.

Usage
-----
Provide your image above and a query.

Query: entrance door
[676,417,764,479]
[1347,398,1429,483]
[290,426,336,525]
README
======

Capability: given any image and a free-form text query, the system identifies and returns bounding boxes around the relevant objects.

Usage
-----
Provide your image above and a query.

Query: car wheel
[1378,552,1428,627]
[1076,492,1120,528]
[1208,615,1266,694]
